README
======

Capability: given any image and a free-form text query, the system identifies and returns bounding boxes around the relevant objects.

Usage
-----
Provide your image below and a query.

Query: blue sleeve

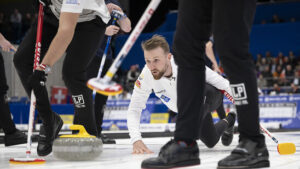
[105,0,121,7]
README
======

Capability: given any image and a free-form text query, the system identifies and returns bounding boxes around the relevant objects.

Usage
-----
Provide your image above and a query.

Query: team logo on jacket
[160,95,170,102]
[135,79,141,88]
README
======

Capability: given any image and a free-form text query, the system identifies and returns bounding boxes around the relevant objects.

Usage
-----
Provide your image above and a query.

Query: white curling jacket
[50,0,111,23]
[127,56,233,144]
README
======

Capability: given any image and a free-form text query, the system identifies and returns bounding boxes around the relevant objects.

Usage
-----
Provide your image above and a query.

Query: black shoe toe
[4,130,27,146]
[37,113,63,156]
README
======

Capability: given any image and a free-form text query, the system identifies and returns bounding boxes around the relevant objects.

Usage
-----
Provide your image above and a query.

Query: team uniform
[50,0,110,23]
[127,56,232,147]
[142,0,269,168]
[0,52,28,146]
[0,53,13,133]
[13,0,110,155]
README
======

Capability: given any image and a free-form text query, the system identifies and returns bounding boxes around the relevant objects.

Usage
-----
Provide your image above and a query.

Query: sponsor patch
[72,94,85,108]
[230,83,248,105]
[160,95,170,102]
[135,79,141,88]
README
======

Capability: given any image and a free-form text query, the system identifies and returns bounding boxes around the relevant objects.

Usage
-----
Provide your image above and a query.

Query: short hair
[141,35,170,53]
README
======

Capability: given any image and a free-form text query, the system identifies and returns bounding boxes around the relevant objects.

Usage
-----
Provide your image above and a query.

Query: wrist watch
[121,13,127,20]
[39,64,51,74]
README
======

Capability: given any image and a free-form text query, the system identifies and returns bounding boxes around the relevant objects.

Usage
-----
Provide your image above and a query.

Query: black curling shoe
[221,112,236,146]
[141,139,200,168]
[4,129,27,146]
[37,113,63,156]
[218,138,270,168]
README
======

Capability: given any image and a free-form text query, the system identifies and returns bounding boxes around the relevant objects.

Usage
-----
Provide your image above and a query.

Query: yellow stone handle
[70,125,89,136]
[60,125,96,138]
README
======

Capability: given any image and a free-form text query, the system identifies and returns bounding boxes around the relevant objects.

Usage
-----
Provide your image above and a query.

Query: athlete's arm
[206,41,221,74]
[127,69,153,154]
[205,66,233,96]
[38,12,79,68]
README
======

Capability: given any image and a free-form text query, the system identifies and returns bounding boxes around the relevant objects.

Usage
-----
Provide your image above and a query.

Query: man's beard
[152,70,165,80]
[152,64,168,80]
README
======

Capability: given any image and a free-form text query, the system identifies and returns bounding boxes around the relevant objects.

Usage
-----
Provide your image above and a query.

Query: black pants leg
[13,14,58,126]
[0,53,9,95]
[216,98,226,119]
[213,0,265,144]
[173,0,212,140]
[198,84,227,148]
[86,55,113,136]
[63,18,106,136]
[0,53,16,134]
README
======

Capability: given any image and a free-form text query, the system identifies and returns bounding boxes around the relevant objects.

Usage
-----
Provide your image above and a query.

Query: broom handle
[102,0,161,83]
[26,3,44,156]
[259,124,279,144]
[92,18,117,97]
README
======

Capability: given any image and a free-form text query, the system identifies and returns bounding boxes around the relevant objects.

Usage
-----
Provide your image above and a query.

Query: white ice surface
[1,132,300,169]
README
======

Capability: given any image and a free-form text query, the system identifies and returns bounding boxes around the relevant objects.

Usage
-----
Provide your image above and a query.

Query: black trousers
[216,99,226,119]
[205,53,226,120]
[0,52,17,134]
[199,84,227,148]
[0,53,8,95]
[173,0,264,144]
[86,55,113,136]
[13,12,106,136]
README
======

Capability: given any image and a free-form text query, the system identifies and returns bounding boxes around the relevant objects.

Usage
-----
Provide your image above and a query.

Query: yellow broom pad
[277,143,296,155]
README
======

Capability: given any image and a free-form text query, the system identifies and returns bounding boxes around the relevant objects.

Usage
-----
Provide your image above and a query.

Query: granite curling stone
[53,125,103,161]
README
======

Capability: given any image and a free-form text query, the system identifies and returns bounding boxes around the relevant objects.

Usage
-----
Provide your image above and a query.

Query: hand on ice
[132,140,153,154]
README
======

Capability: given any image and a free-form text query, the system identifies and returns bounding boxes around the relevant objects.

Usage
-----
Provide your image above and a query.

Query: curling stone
[53,125,103,161]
